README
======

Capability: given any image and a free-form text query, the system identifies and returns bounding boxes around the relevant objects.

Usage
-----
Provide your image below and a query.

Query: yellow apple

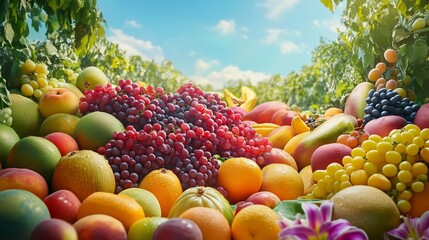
[38,88,79,118]
[76,66,108,93]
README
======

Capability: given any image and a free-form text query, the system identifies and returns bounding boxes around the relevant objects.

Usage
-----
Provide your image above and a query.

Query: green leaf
[273,199,325,221]
[320,0,335,12]
[408,38,428,64]
[4,22,14,43]
[0,0,9,23]
[392,27,411,44]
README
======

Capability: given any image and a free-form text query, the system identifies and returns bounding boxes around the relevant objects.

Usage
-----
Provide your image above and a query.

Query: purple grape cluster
[80,80,272,193]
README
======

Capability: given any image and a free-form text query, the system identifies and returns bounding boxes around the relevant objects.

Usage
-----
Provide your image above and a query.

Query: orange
[179,207,231,240]
[138,168,183,217]
[39,113,80,137]
[299,165,316,195]
[324,107,343,118]
[217,157,262,204]
[52,150,115,202]
[283,131,310,155]
[409,183,429,217]
[260,163,304,200]
[231,204,280,240]
[77,192,145,230]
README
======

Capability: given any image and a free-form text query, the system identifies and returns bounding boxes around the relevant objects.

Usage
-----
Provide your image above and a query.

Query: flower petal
[302,202,323,230]
[320,219,352,239]
[279,225,316,240]
[384,221,410,240]
[418,210,429,236]
[320,200,334,222]
[335,227,368,240]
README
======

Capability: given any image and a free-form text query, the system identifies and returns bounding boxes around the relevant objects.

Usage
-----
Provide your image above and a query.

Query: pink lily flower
[384,210,429,240]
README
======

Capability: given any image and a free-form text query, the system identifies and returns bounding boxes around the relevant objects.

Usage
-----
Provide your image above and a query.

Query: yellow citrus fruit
[217,157,263,204]
[260,163,304,200]
[39,113,80,137]
[231,204,280,240]
[138,168,183,217]
[179,207,231,240]
[77,192,145,230]
[52,150,115,202]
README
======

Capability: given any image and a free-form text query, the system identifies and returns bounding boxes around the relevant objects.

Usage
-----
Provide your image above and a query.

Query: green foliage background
[1,0,429,112]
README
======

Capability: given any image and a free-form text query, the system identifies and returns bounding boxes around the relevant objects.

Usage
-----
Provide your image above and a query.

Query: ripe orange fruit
[77,192,145,230]
[260,163,304,200]
[138,168,183,217]
[179,207,231,240]
[52,150,115,202]
[39,113,80,137]
[384,49,398,64]
[217,157,263,204]
[231,204,280,240]
[409,183,429,217]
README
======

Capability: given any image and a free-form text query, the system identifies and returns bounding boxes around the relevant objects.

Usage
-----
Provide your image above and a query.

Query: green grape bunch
[0,107,13,126]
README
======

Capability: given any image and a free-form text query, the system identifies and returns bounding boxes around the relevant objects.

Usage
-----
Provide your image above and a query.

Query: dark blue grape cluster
[364,88,420,124]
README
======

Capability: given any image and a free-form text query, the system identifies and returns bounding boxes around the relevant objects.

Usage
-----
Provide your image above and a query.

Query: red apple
[38,88,79,118]
[0,168,48,200]
[311,143,352,172]
[414,103,429,130]
[44,189,82,224]
[44,132,79,156]
[246,191,281,208]
[234,201,254,215]
[30,218,78,240]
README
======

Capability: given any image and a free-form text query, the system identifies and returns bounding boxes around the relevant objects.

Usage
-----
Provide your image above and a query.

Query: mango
[292,113,357,170]
[242,101,290,123]
[344,82,375,120]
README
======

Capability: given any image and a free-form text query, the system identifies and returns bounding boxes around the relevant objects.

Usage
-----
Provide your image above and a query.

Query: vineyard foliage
[1,0,429,111]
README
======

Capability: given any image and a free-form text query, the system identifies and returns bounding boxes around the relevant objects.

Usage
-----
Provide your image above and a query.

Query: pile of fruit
[0,48,429,240]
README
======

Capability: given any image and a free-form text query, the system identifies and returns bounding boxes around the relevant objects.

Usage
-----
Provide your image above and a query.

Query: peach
[271,110,300,126]
[414,103,429,129]
[44,132,79,156]
[38,88,79,118]
[30,218,78,240]
[262,148,298,170]
[0,168,48,199]
[44,189,82,224]
[242,101,290,123]
[311,143,352,172]
[246,191,281,208]
[363,115,407,137]
[73,214,127,240]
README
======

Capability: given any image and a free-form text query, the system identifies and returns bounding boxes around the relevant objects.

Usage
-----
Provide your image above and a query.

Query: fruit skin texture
[44,132,79,156]
[0,168,48,200]
[6,136,61,185]
[363,115,407,137]
[331,185,400,240]
[409,183,429,218]
[52,150,115,202]
[242,101,290,124]
[293,113,357,170]
[43,189,82,224]
[262,147,298,170]
[267,125,296,149]
[152,218,203,240]
[127,217,169,240]
[76,66,108,93]
[73,111,125,151]
[413,103,429,130]
[29,218,78,240]
[9,93,44,138]
[231,204,280,240]
[118,187,162,217]
[38,113,80,137]
[73,214,127,240]
[38,88,79,118]
[138,168,183,217]
[271,109,300,126]
[260,163,304,200]
[168,186,235,225]
[246,191,281,208]
[299,165,316,195]
[0,124,20,167]
[310,143,352,172]
[179,206,231,240]
[223,86,257,112]
[344,82,375,119]
[0,189,51,240]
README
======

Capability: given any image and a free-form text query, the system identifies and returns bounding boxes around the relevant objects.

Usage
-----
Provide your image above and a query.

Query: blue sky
[97,0,344,89]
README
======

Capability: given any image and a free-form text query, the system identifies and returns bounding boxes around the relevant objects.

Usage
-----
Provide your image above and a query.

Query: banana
[251,122,281,137]
[291,116,310,134]
[254,127,277,137]
[223,86,257,112]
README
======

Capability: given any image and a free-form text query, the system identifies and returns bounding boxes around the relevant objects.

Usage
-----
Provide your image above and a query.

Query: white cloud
[108,28,164,62]
[261,28,301,44]
[194,59,220,73]
[280,41,300,54]
[213,19,237,35]
[260,0,299,19]
[189,65,271,89]
[125,20,142,29]
[313,16,346,33]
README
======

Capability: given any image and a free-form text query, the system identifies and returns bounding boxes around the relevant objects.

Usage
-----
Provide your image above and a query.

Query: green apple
[118,188,162,217]
[76,66,108,93]
[127,217,168,240]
